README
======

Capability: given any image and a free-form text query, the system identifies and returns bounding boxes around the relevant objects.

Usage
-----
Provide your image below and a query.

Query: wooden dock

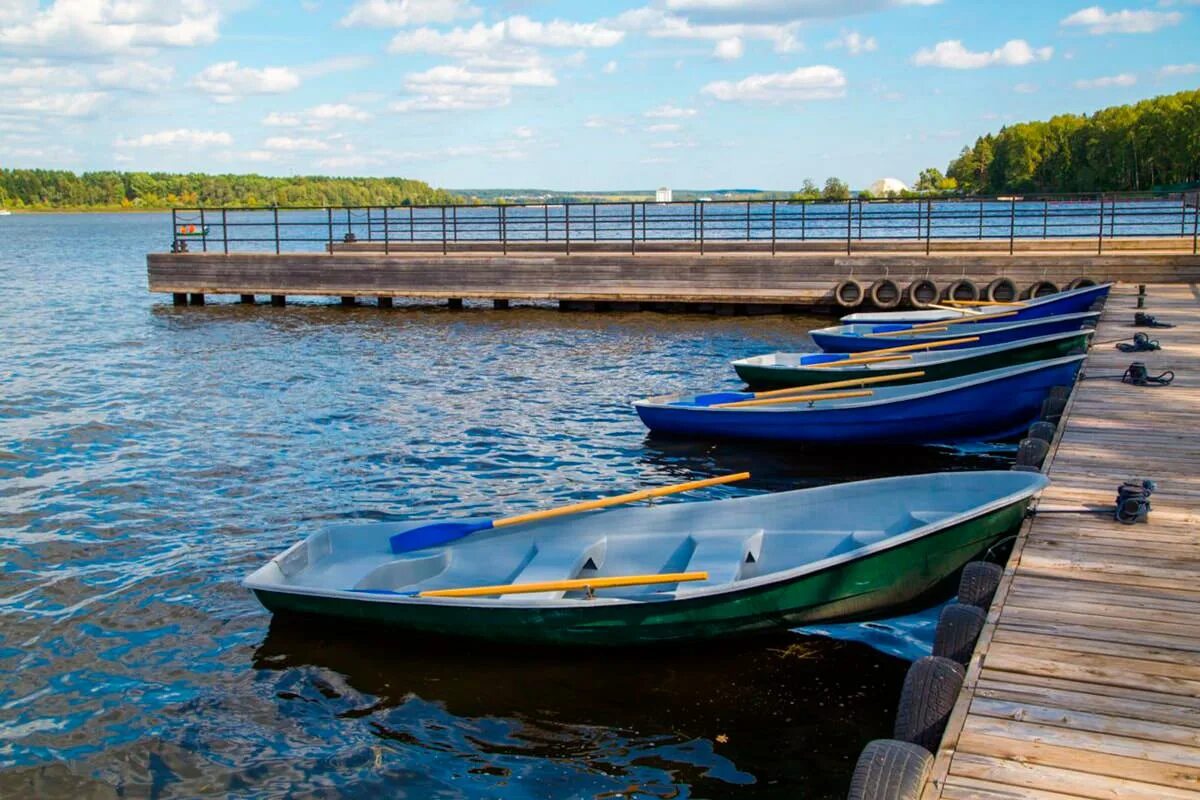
[923,283,1200,799]
[148,241,1200,310]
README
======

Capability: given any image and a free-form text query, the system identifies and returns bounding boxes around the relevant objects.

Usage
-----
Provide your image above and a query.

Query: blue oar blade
[389,520,493,554]
[798,353,849,365]
[688,391,752,406]
[869,323,912,334]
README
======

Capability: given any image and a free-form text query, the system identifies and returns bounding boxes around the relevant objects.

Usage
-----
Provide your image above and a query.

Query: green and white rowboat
[245,471,1045,646]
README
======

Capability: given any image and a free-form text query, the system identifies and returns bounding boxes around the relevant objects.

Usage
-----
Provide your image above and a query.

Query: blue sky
[0,0,1197,190]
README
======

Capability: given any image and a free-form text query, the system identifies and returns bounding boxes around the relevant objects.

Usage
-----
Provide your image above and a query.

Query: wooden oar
[868,326,950,337]
[807,354,913,369]
[714,389,874,409]
[928,303,981,315]
[839,336,981,357]
[908,310,1017,329]
[748,370,926,400]
[942,299,1025,307]
[389,472,751,554]
[419,571,708,598]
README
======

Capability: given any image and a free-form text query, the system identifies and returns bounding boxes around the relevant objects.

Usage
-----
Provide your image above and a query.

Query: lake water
[0,213,1010,798]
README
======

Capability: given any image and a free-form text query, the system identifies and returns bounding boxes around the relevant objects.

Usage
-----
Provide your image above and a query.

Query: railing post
[845,200,852,255]
[641,202,647,241]
[1042,199,1048,239]
[1192,193,1198,255]
[221,208,228,255]
[198,207,207,252]
[500,205,506,255]
[699,201,705,255]
[800,202,806,241]
[564,203,571,255]
[1008,197,1015,255]
[409,206,415,242]
[282,206,288,255]
[978,200,984,239]
[383,207,390,254]
[630,202,635,255]
[442,206,448,255]
[592,202,597,242]
[171,208,177,250]
[325,206,332,256]
[746,200,751,241]
[544,203,549,242]
[925,199,932,255]
[452,205,458,242]
[1109,195,1115,238]
[692,201,698,242]
[770,200,776,256]
[1097,195,1104,255]
[1182,197,1188,237]
[856,199,863,242]
[366,207,371,241]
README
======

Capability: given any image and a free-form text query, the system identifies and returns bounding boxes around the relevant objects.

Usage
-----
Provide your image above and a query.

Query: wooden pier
[923,283,1200,799]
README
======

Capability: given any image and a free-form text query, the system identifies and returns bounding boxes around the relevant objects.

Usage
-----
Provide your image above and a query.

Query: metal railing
[169,192,1200,256]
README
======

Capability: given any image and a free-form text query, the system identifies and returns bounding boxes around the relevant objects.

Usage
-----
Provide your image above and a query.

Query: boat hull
[812,313,1097,353]
[843,283,1111,324]
[250,498,1028,646]
[637,357,1082,444]
[734,331,1091,390]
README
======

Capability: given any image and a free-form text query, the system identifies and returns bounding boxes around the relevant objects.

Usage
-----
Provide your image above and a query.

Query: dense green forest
[0,170,457,210]
[946,88,1200,194]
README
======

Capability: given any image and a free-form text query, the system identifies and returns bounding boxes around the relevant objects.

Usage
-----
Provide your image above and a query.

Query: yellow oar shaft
[843,336,981,357]
[807,354,913,369]
[715,389,874,409]
[419,571,708,598]
[494,472,750,528]
[907,310,1016,330]
[943,300,1025,307]
[928,303,980,315]
[750,370,925,399]
[869,326,949,337]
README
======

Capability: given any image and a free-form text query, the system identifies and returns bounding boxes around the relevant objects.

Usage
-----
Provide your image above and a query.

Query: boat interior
[247,472,1046,604]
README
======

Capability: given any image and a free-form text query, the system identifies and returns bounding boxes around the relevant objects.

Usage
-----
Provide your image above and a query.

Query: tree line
[946,88,1200,195]
[0,170,458,210]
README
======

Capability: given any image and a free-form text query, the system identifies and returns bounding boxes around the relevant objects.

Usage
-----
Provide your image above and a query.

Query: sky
[0,0,1197,190]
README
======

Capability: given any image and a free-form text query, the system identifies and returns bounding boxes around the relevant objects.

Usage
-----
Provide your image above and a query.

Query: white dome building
[868,177,908,196]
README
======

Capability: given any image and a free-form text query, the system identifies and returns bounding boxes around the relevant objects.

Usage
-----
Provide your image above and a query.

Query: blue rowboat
[841,282,1112,324]
[811,312,1099,354]
[634,355,1084,445]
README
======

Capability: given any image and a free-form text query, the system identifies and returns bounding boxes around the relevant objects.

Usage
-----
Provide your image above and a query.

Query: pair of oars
[706,370,925,408]
[866,309,1018,337]
[389,471,751,554]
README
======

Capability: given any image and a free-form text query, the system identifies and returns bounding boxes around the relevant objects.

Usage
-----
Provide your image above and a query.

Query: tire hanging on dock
[943,279,979,303]
[846,739,932,800]
[834,279,865,308]
[984,277,1017,303]
[1066,277,1097,290]
[957,562,1003,609]
[869,279,902,309]
[1025,280,1059,299]
[905,279,939,309]
[933,603,986,667]
[893,656,965,752]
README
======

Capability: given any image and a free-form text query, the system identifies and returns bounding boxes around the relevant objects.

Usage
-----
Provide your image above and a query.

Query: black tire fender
[1025,280,1059,299]
[933,603,987,666]
[893,656,965,752]
[835,279,865,308]
[847,739,933,800]
[906,279,939,309]
[869,279,902,309]
[958,561,1003,609]
[984,277,1018,303]
[943,278,979,303]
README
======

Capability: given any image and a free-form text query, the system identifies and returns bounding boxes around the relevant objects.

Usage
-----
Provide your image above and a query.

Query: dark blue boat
[810,312,1099,354]
[841,282,1112,325]
[634,355,1085,445]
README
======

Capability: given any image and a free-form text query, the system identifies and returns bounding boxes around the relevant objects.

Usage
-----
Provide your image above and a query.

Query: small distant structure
[868,177,908,197]
[655,187,673,203]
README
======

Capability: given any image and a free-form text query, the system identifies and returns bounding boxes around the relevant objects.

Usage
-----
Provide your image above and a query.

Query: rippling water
[0,213,1011,798]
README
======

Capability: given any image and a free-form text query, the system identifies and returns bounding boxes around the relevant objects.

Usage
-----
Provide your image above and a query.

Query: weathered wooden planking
[925,284,1200,800]
[147,251,1200,303]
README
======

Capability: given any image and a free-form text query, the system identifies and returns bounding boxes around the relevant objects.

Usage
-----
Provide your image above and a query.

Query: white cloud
[0,0,220,56]
[714,36,744,59]
[406,64,556,87]
[191,61,301,102]
[340,0,479,27]
[0,89,105,117]
[263,136,331,152]
[826,30,877,55]
[647,123,681,132]
[1060,6,1182,34]
[513,125,534,138]
[702,65,846,103]
[913,39,1053,69]
[115,128,232,148]
[262,103,372,129]
[96,62,174,92]
[660,0,942,23]
[644,103,697,118]
[614,7,801,53]
[1013,82,1038,93]
[1158,63,1199,77]
[390,84,512,111]
[387,16,623,65]
[1074,72,1136,88]
[0,64,87,88]
[602,60,617,73]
